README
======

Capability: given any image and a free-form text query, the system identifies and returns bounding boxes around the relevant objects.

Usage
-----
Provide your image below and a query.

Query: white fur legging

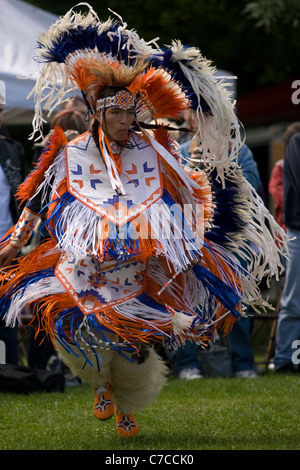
[55,332,168,414]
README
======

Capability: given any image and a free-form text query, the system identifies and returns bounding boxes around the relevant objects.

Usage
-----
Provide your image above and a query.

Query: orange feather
[16,126,67,205]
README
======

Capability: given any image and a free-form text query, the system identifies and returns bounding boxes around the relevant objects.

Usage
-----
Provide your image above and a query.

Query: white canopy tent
[0,0,57,125]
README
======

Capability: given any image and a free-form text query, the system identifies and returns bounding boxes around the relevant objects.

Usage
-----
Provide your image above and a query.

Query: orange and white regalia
[0,4,286,435]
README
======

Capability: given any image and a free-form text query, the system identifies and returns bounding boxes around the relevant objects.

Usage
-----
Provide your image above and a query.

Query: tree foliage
[25,0,300,95]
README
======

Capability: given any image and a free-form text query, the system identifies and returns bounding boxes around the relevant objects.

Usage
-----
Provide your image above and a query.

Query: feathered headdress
[29,3,242,181]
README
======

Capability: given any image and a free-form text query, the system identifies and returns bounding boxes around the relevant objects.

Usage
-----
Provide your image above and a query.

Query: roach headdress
[29,3,242,181]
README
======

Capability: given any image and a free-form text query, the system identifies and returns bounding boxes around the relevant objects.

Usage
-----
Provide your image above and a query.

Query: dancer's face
[103,107,135,142]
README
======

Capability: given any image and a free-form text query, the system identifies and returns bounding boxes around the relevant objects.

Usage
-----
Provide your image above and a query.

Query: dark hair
[282,122,300,148]
[50,109,88,135]
[61,96,86,109]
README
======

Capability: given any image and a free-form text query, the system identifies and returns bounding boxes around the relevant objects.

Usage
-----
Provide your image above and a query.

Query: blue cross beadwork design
[71,163,103,190]
[125,161,157,187]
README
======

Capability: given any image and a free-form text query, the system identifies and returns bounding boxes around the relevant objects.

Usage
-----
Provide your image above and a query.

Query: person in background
[228,143,262,378]
[33,107,90,160]
[267,142,289,371]
[0,100,25,365]
[269,159,286,232]
[51,108,88,140]
[61,95,93,129]
[273,122,300,373]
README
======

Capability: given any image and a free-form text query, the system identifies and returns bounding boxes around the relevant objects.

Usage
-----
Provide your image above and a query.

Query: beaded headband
[96,90,135,115]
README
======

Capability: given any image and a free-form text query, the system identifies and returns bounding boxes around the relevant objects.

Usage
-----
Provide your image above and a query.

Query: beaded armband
[9,208,41,249]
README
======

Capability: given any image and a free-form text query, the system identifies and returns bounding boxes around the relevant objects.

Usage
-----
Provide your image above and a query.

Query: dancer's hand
[0,244,19,268]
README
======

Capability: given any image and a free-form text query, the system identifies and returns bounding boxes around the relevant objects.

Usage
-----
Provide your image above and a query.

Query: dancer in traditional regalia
[0,5,286,437]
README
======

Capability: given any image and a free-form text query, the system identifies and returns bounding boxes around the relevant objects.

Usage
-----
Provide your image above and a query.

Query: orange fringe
[69,57,147,112]
[189,170,215,229]
[0,225,16,251]
[1,243,239,346]
[0,239,59,297]
[130,66,189,120]
[16,125,67,205]
[2,124,241,346]
[32,293,78,343]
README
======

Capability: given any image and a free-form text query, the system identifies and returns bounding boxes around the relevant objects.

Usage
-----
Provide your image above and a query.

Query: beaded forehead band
[96,90,135,115]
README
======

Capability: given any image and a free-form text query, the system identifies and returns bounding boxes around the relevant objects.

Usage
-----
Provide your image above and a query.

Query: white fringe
[100,128,126,195]
[4,277,65,328]
[224,166,287,285]
[30,142,286,310]
[164,40,244,185]
[28,4,160,139]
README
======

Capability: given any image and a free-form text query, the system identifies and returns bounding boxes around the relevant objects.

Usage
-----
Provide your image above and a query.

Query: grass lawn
[1,372,300,451]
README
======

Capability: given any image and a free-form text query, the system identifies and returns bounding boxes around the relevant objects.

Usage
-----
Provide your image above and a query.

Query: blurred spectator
[0,101,25,365]
[33,108,90,161]
[61,95,92,129]
[269,159,286,232]
[274,122,300,373]
[51,108,88,139]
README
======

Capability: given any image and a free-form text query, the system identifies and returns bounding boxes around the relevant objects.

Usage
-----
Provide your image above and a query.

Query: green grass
[1,373,300,450]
